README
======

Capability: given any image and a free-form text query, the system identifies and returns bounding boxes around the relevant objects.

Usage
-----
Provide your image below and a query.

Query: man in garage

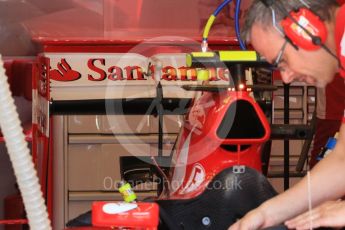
[229,0,345,229]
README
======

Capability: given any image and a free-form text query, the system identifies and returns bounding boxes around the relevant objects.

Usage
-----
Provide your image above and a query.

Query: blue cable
[214,0,232,16]
[206,0,246,50]
[235,0,247,50]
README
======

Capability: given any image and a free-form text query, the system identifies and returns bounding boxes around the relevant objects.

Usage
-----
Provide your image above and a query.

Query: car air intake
[217,100,266,139]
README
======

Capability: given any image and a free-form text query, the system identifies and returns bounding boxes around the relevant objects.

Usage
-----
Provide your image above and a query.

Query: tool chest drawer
[68,115,151,134]
[68,143,151,191]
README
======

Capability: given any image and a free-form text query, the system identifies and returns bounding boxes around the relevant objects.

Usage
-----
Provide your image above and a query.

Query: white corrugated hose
[0,56,51,230]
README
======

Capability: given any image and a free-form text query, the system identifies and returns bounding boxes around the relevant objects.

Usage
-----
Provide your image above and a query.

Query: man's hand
[285,200,345,230]
[228,208,267,230]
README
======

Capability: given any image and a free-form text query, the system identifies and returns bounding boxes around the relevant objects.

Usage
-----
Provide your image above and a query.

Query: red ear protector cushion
[281,8,328,50]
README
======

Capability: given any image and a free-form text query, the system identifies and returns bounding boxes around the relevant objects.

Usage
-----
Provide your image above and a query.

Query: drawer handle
[95,115,101,131]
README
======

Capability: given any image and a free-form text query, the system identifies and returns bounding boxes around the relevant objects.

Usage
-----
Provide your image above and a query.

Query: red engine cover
[166,90,270,199]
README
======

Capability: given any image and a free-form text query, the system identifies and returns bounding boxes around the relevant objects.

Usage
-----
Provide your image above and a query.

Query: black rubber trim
[49,98,192,115]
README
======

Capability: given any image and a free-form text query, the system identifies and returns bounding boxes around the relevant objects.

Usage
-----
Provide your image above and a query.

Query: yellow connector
[197,69,210,81]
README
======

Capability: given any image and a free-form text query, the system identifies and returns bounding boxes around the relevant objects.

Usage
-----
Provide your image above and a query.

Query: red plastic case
[92,202,159,229]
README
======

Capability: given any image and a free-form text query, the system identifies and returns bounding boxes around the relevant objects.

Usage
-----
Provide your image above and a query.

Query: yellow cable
[203,15,216,39]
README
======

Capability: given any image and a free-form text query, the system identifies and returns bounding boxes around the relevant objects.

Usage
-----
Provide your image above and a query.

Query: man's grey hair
[241,0,339,42]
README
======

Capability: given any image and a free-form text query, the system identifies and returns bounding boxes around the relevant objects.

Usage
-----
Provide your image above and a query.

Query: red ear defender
[280,8,328,50]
